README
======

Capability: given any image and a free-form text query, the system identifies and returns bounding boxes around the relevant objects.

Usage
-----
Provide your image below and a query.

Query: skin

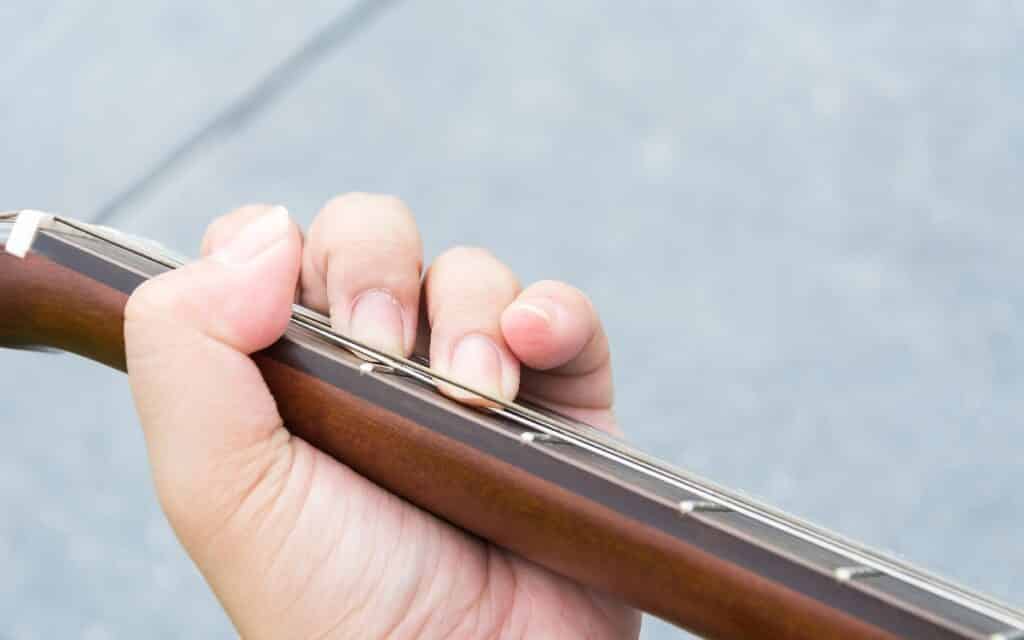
[124,194,641,639]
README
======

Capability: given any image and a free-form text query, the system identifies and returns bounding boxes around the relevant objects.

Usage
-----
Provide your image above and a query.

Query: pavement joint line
[90,0,401,226]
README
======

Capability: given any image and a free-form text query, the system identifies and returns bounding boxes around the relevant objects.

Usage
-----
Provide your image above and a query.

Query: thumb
[124,205,302,553]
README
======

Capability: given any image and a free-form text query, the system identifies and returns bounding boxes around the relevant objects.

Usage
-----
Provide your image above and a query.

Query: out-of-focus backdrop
[2,2,1022,638]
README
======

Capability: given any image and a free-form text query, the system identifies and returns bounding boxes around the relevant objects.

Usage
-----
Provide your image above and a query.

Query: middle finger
[425,246,522,405]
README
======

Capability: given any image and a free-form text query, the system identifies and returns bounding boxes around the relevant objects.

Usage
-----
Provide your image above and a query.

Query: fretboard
[4,210,1024,639]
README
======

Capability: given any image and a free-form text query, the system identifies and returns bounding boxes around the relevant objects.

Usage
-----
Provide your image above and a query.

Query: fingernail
[349,289,405,355]
[507,299,556,328]
[212,206,291,265]
[448,333,504,401]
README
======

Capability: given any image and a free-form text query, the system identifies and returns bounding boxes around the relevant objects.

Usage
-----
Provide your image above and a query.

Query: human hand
[124,194,641,639]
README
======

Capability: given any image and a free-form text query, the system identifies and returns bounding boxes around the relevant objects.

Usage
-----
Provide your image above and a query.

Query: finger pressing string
[425,246,522,405]
[300,193,423,357]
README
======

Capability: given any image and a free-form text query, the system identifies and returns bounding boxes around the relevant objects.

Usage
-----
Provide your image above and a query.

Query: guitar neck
[2,211,1022,640]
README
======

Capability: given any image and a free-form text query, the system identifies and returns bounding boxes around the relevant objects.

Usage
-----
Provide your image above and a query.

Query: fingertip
[212,210,302,351]
[129,206,302,356]
[505,301,554,331]
[501,298,558,354]
[437,333,520,406]
[200,203,279,257]
[502,286,594,371]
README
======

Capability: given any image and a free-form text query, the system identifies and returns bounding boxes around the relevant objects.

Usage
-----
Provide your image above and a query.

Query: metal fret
[358,362,395,376]
[250,304,1024,636]
[679,500,731,514]
[834,566,883,582]
[519,432,570,445]
[6,210,1024,638]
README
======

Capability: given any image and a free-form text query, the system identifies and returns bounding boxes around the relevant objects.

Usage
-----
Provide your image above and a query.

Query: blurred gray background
[2,2,1022,638]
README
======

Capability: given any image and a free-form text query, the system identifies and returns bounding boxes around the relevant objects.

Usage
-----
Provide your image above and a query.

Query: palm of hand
[237,435,638,639]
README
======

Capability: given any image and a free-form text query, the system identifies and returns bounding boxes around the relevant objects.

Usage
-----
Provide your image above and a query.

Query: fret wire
[211,243,1024,628]
[506,417,1024,627]
[8,212,1024,629]
[295,310,1024,627]
[32,215,1024,625]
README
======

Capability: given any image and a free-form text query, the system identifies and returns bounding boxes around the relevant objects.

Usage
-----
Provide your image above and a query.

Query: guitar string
[22,214,1024,629]
[6,213,1023,631]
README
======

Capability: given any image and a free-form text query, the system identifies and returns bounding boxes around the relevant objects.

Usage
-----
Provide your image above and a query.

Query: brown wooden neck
[0,250,128,369]
[3,216,1022,640]
[0,237,898,640]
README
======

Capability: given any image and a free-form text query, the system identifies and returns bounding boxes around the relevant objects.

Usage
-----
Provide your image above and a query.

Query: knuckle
[536,279,567,298]
[532,277,571,291]
[124,284,171,354]
[320,192,413,223]
[124,272,202,347]
[204,213,231,237]
[427,247,521,320]
[433,246,519,289]
[125,276,175,327]
[434,245,499,269]
[532,278,586,298]
[199,215,231,255]
[310,193,421,261]
[200,204,273,255]
[529,279,597,314]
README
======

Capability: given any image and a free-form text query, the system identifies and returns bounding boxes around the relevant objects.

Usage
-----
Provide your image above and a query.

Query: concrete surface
[1,2,1022,638]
